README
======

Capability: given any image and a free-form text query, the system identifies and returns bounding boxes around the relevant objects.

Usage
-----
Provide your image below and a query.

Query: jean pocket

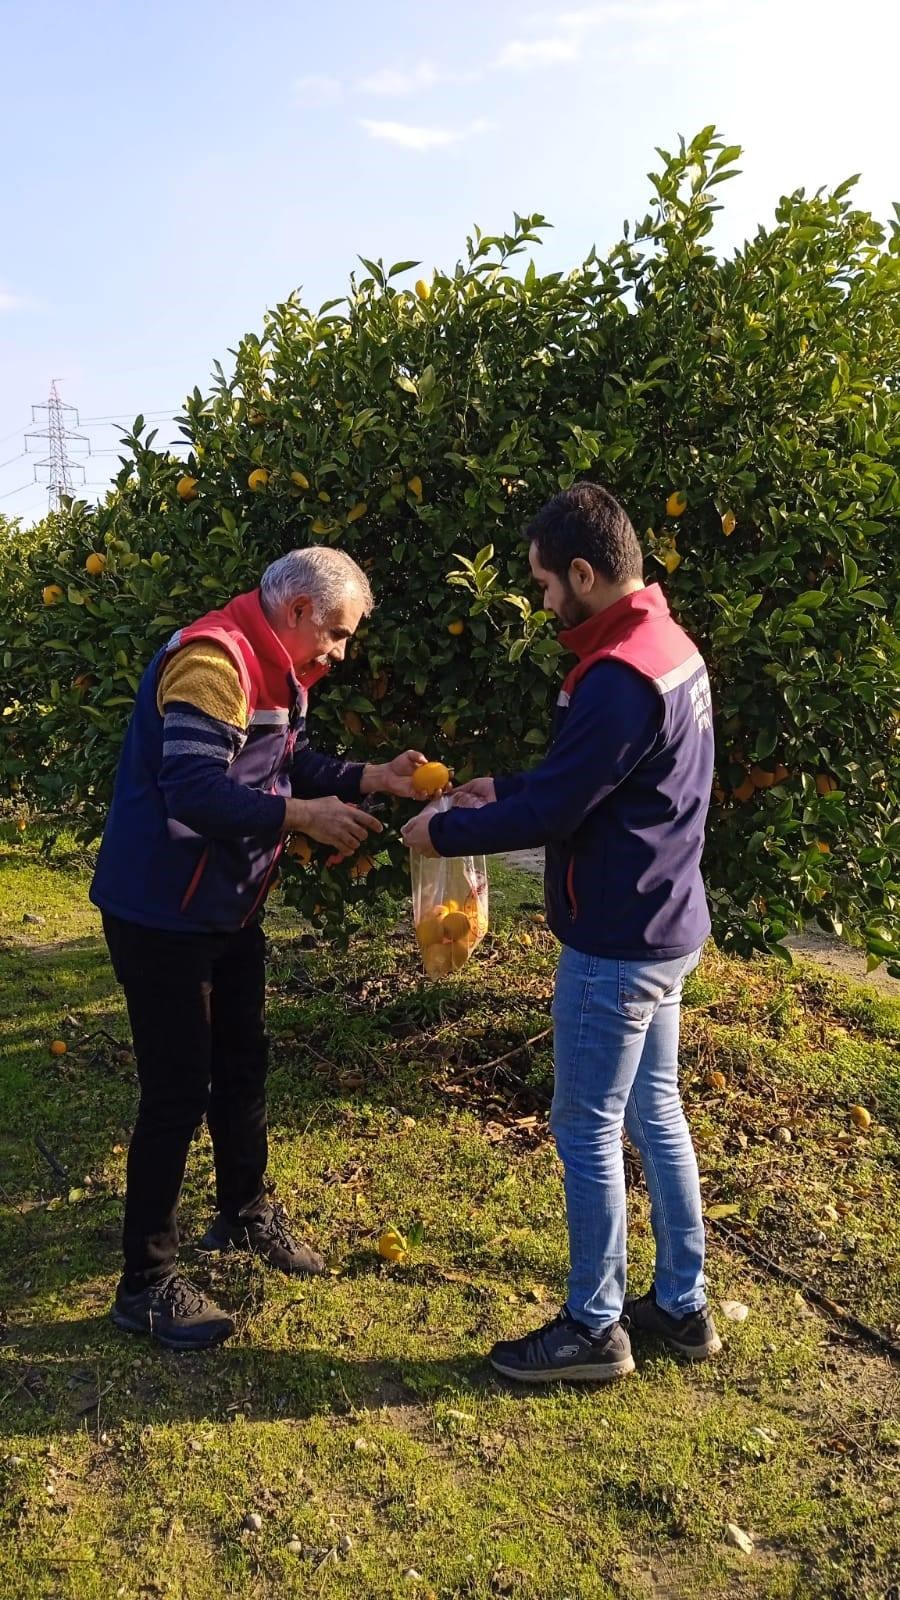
[616,961,659,1022]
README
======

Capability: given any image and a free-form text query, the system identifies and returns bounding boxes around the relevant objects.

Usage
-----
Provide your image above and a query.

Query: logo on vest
[690,671,712,732]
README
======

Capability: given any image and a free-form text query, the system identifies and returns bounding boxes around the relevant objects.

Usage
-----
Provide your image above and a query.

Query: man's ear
[569,558,596,593]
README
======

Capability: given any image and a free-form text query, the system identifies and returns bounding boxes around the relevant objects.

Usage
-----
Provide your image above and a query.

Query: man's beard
[557,584,592,629]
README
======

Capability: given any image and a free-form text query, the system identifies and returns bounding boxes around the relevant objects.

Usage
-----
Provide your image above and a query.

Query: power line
[0,451,27,471]
[0,481,36,501]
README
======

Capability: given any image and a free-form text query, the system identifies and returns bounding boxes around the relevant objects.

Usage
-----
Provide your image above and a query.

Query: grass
[1,824,899,1599]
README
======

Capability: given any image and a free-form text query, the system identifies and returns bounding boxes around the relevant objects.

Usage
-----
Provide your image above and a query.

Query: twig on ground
[34,1134,68,1185]
[451,1028,552,1080]
[712,1220,900,1362]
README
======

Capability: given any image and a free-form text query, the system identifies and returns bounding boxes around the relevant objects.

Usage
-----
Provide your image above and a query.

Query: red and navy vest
[90,589,323,933]
[549,584,713,957]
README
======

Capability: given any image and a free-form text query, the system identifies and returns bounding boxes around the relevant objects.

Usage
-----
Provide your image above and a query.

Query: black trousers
[102,913,269,1287]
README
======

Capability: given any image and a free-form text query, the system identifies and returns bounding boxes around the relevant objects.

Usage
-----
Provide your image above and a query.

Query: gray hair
[260,546,373,622]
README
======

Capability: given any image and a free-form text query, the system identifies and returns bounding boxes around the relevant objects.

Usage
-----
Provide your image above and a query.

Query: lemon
[663,548,682,573]
[42,584,64,606]
[248,468,269,491]
[721,510,737,535]
[408,475,423,501]
[666,490,687,518]
[415,278,431,301]
[447,620,465,636]
[290,470,310,490]
[85,552,106,575]
[176,475,199,501]
[347,501,368,523]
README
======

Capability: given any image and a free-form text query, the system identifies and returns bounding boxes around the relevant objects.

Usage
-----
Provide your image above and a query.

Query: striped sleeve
[156,642,249,728]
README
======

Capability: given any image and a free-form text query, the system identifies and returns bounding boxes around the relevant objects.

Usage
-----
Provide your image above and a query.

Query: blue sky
[1,0,897,525]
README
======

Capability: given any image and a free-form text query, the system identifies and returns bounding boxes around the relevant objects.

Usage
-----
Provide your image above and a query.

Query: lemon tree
[2,129,898,965]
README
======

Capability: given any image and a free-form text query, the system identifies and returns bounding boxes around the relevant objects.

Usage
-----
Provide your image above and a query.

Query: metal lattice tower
[25,381,90,511]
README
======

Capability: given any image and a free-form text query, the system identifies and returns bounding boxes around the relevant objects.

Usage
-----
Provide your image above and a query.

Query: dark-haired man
[403,483,721,1382]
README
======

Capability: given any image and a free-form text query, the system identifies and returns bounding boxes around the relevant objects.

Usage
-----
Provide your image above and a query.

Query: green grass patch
[1,851,898,1598]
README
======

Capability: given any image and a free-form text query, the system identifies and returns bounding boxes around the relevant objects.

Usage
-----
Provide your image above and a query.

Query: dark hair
[526,482,643,584]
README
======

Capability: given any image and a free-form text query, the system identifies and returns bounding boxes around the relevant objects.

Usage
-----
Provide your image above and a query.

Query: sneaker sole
[630,1326,723,1361]
[110,1305,234,1352]
[489,1354,636,1384]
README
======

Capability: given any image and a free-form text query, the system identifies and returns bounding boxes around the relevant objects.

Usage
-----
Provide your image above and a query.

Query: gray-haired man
[90,549,425,1349]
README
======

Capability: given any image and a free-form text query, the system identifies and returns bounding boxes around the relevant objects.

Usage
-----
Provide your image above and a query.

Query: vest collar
[223,589,330,692]
[558,584,669,660]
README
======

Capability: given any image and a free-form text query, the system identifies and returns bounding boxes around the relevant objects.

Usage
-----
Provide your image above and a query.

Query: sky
[1,0,898,525]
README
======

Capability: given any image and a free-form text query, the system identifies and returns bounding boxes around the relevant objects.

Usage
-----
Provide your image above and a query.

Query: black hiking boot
[489,1307,635,1384]
[111,1272,235,1351]
[199,1196,325,1277]
[624,1284,722,1360]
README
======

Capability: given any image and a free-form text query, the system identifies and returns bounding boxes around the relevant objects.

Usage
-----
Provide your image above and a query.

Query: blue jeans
[549,944,707,1332]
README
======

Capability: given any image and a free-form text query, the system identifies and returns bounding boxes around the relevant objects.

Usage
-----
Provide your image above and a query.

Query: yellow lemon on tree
[415,278,431,301]
[286,836,313,865]
[290,470,310,490]
[721,510,737,535]
[816,773,837,795]
[176,475,199,501]
[411,760,451,797]
[663,548,682,573]
[349,854,375,881]
[248,468,269,491]
[85,552,106,575]
[42,584,64,606]
[666,490,688,518]
[448,620,465,636]
[408,475,423,501]
[347,501,368,523]
[311,518,330,535]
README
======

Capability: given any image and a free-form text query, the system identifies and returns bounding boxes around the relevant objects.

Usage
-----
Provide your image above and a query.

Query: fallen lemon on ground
[42,584,63,606]
[85,552,106,575]
[50,1040,67,1057]
[849,1104,871,1130]
[248,468,269,491]
[378,1227,408,1262]
[412,760,450,797]
[666,490,688,517]
[176,475,199,501]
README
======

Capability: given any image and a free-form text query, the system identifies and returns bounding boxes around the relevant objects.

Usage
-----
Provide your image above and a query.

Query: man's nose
[330,641,347,663]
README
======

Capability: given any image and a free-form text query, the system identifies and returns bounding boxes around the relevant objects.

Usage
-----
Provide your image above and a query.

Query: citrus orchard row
[1,128,898,966]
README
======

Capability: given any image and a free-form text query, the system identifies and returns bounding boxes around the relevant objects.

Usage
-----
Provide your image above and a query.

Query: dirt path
[498,848,900,996]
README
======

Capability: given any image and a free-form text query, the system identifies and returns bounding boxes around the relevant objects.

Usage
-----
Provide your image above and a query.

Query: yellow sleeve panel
[156,642,250,729]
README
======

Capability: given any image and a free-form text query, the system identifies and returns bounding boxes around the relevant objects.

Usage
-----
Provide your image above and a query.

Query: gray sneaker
[489,1307,635,1384]
[624,1285,722,1360]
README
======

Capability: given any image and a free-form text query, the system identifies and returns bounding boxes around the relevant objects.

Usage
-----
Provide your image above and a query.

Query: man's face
[528,543,593,629]
[282,585,367,671]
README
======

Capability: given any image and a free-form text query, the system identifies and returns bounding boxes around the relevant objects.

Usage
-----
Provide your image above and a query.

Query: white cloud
[291,74,343,107]
[360,118,491,152]
[358,60,439,95]
[497,35,579,69]
[0,288,28,312]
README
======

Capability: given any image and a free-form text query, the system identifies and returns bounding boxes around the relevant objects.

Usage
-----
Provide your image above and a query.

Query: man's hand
[401,806,439,857]
[451,776,497,806]
[361,750,430,800]
[284,796,384,855]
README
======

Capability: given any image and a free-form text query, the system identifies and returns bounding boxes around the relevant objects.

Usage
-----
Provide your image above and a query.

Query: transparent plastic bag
[410,798,489,980]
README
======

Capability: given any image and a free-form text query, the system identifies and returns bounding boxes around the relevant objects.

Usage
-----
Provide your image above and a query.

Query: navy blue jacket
[430,586,713,960]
